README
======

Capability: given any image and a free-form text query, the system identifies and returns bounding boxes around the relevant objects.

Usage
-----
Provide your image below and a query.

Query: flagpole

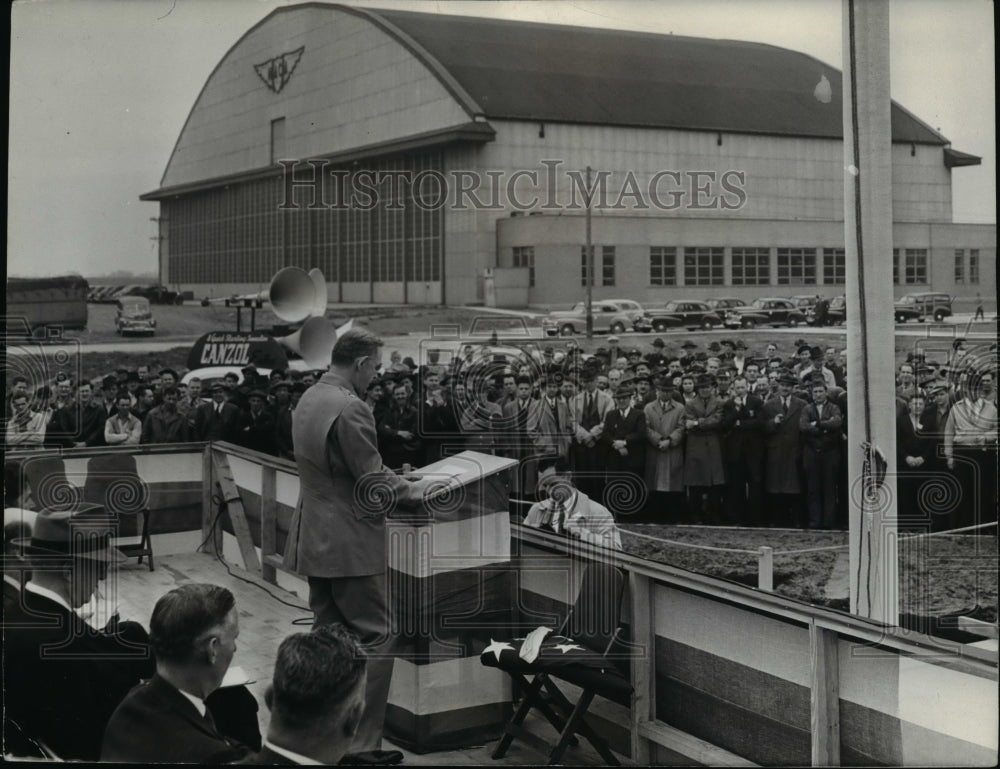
[842,0,898,622]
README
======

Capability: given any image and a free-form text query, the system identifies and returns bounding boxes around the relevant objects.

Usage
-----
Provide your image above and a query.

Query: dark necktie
[551,499,565,533]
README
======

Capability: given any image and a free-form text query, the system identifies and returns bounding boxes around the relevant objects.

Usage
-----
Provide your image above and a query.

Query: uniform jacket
[643,398,685,492]
[283,372,424,578]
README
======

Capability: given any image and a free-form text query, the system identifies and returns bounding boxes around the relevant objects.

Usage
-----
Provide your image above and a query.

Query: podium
[385,451,517,752]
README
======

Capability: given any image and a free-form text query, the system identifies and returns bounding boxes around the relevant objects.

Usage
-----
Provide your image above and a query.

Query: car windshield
[899,296,916,305]
[121,300,150,315]
[750,299,767,309]
[662,301,681,311]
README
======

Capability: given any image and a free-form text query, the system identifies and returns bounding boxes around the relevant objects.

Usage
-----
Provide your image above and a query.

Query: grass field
[621,524,998,621]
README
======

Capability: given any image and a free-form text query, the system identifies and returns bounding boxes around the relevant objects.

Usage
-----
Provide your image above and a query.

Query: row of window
[167,153,443,284]
[510,245,976,288]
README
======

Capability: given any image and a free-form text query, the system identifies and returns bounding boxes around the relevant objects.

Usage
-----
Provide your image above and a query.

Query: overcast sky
[8,0,995,278]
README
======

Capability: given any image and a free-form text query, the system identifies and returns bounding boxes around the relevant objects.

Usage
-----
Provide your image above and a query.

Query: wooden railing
[202,442,997,767]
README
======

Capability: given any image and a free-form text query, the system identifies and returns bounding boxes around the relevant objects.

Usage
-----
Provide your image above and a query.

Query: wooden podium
[384,451,517,752]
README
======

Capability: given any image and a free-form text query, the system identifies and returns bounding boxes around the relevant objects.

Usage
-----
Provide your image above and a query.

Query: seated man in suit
[4,505,155,760]
[239,624,368,765]
[523,459,622,550]
[102,583,258,763]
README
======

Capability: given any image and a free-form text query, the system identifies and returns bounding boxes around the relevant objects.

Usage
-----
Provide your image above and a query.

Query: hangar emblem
[254,47,304,94]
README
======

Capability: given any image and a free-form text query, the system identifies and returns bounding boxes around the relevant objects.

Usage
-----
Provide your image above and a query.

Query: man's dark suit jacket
[601,407,647,475]
[102,674,251,764]
[4,590,154,760]
[195,400,243,442]
[721,394,765,463]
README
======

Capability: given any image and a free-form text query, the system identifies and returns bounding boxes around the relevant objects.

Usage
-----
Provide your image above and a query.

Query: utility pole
[149,216,169,288]
[585,165,594,339]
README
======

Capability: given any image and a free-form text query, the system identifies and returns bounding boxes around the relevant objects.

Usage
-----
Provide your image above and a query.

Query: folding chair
[83,453,154,570]
[480,562,631,765]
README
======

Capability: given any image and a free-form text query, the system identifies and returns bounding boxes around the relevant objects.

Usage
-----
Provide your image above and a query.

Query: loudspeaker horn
[275,317,338,369]
[269,267,327,323]
[308,268,328,319]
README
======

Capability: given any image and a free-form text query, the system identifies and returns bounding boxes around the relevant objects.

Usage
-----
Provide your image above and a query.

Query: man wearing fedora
[643,376,686,522]
[600,384,647,515]
[4,504,154,760]
[683,373,726,524]
[762,371,807,527]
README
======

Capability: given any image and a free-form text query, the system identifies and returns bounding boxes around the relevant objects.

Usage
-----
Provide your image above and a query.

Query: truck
[5,275,89,334]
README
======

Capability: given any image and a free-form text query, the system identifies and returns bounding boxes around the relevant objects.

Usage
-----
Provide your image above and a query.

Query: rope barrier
[509,496,997,557]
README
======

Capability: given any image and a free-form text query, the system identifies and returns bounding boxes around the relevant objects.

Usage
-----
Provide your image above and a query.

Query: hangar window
[776,248,816,285]
[903,249,927,284]
[684,247,724,286]
[822,249,845,284]
[580,246,615,287]
[731,248,769,285]
[649,247,676,286]
[968,250,979,284]
[954,250,965,284]
[513,246,535,287]
[601,246,616,287]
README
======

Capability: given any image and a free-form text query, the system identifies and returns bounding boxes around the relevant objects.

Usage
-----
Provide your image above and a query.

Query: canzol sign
[254,47,304,94]
[188,332,289,371]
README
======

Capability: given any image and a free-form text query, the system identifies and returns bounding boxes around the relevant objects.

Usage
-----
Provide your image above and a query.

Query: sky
[7,0,995,278]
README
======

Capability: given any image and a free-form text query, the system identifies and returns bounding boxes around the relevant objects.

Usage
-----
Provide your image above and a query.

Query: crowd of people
[4,333,997,532]
[3,327,996,765]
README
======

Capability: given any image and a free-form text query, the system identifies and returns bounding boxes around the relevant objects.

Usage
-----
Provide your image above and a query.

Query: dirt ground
[619,523,998,621]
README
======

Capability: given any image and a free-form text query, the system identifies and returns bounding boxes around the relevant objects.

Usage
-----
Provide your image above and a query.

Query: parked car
[115,296,156,336]
[807,295,846,325]
[706,297,748,313]
[724,297,807,328]
[604,298,648,325]
[791,295,822,313]
[644,300,723,332]
[894,293,953,323]
[541,300,651,336]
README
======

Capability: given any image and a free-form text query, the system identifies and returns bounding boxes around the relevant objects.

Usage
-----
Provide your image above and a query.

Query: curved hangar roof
[372,6,945,143]
[146,2,953,199]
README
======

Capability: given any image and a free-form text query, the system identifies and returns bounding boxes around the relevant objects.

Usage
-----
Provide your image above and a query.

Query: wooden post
[809,623,841,766]
[842,0,898,622]
[199,444,219,556]
[211,452,262,575]
[757,546,773,592]
[629,571,655,764]
[261,465,277,585]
